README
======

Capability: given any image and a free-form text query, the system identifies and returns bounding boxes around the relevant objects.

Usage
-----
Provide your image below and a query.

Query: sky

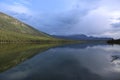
[0,0,120,38]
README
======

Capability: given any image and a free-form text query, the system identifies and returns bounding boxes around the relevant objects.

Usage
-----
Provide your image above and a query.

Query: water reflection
[111,55,120,62]
[56,42,107,49]
[0,44,59,72]
[0,43,120,80]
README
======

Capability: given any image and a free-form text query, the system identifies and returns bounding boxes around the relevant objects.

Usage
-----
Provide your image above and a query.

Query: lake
[0,43,120,80]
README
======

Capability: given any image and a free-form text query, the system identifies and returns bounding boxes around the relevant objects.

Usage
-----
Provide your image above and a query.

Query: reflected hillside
[0,43,59,72]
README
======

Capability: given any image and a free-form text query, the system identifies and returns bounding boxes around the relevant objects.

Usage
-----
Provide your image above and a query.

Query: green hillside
[0,12,57,43]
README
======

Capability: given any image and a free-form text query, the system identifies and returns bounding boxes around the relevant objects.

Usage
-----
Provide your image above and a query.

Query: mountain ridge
[0,12,56,43]
[0,12,49,36]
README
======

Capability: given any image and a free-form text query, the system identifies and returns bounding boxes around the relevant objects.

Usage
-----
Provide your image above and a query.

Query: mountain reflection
[57,42,107,49]
[0,43,59,72]
[0,44,103,80]
[1,43,120,80]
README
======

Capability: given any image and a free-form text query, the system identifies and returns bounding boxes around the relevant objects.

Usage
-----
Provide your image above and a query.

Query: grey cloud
[111,17,120,28]
[36,0,100,35]
[111,23,120,28]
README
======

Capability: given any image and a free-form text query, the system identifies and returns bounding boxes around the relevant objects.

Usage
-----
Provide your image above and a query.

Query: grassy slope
[0,12,57,43]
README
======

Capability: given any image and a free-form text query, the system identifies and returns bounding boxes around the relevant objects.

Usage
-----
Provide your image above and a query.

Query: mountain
[52,34,112,40]
[0,12,56,43]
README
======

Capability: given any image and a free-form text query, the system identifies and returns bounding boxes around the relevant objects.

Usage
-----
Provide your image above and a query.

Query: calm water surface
[0,43,120,80]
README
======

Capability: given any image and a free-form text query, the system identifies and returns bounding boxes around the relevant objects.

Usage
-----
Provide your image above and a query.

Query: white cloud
[0,0,33,15]
[9,5,31,14]
[19,0,32,5]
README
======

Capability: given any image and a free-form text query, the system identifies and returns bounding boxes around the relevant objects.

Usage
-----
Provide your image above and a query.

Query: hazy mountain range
[52,34,112,40]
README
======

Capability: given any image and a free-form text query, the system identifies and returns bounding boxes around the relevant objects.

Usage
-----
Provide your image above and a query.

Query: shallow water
[0,43,120,80]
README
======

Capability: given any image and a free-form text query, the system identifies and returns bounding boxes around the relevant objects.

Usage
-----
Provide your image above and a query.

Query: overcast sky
[0,0,120,38]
